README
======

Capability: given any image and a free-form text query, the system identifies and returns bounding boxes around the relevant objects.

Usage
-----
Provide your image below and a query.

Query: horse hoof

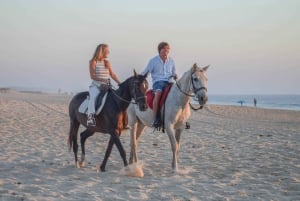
[96,168,105,172]
[172,167,179,174]
[75,162,80,168]
[79,161,85,168]
[99,166,106,172]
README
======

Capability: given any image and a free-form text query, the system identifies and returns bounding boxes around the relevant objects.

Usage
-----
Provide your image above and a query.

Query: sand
[0,91,299,201]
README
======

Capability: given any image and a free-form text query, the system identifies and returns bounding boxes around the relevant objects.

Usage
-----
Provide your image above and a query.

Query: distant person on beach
[238,100,245,106]
[141,42,177,128]
[254,98,257,107]
[87,44,121,126]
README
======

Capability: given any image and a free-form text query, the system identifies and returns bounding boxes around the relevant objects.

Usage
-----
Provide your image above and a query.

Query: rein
[189,102,203,110]
[110,88,135,104]
[110,82,144,105]
[175,81,194,97]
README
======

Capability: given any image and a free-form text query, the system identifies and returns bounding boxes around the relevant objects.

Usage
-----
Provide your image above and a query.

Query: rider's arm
[171,59,177,80]
[141,59,153,76]
[89,60,98,81]
[106,60,121,85]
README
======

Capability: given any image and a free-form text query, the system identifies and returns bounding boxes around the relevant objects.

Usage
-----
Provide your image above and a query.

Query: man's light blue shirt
[141,55,176,84]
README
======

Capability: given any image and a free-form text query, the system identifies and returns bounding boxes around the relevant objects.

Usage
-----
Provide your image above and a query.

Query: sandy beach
[0,91,299,201]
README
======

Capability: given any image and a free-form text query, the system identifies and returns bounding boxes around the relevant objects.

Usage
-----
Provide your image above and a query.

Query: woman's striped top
[95,60,109,83]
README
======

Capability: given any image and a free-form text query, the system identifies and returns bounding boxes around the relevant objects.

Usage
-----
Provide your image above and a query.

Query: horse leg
[166,125,179,172]
[175,128,183,163]
[111,131,128,168]
[68,120,80,168]
[128,105,137,164]
[129,121,146,164]
[129,121,138,164]
[136,121,146,140]
[99,136,114,172]
[100,132,127,171]
[79,129,95,167]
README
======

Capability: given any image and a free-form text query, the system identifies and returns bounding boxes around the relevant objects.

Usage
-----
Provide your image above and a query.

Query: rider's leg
[87,84,99,126]
[152,81,168,127]
[153,91,162,121]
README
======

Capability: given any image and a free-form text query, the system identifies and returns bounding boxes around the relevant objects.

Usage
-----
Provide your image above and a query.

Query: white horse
[127,63,209,171]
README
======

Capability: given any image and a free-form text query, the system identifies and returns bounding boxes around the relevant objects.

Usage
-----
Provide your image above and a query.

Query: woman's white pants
[88,83,100,115]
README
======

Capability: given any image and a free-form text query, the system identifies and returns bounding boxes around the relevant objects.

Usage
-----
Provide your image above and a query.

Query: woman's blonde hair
[91,43,108,61]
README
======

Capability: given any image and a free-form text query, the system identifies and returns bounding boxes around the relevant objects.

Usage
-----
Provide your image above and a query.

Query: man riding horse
[141,42,177,128]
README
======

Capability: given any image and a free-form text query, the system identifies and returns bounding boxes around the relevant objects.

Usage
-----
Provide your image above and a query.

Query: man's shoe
[185,122,190,129]
[152,118,161,128]
[87,114,96,127]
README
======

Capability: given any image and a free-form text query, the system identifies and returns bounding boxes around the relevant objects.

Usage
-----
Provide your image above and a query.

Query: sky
[0,0,299,94]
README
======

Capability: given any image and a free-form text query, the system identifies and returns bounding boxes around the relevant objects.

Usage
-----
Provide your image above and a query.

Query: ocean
[194,94,300,111]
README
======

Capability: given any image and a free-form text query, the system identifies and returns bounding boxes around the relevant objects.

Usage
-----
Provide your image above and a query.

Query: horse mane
[114,76,135,100]
[178,63,204,84]
[118,76,133,89]
[177,67,192,88]
[105,77,132,109]
[118,74,145,92]
[107,74,141,109]
[180,70,191,81]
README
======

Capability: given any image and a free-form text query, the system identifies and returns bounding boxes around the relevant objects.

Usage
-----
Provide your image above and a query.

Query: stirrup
[152,118,161,129]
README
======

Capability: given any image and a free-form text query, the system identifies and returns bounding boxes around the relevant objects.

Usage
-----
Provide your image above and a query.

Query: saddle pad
[78,92,108,115]
[146,84,172,110]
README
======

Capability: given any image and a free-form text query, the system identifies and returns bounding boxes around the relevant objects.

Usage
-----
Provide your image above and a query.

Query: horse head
[190,63,209,108]
[129,70,148,111]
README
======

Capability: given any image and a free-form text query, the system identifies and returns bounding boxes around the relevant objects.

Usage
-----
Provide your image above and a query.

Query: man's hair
[158,42,169,53]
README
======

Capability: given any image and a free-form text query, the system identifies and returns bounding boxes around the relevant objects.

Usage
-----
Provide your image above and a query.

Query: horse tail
[68,122,73,151]
[68,121,74,151]
[68,119,79,152]
[67,91,84,152]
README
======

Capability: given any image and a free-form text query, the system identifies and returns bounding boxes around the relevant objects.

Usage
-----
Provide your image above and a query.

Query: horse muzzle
[198,95,208,107]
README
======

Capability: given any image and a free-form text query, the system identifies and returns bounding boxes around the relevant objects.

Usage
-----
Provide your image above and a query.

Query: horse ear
[133,69,138,77]
[143,71,148,78]
[192,63,198,72]
[202,65,210,72]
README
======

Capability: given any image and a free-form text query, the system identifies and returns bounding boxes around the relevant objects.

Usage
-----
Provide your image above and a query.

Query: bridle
[175,70,207,97]
[191,76,207,94]
[131,79,147,104]
[175,69,207,110]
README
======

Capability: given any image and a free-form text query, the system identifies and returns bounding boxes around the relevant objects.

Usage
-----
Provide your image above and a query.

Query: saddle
[146,84,173,110]
[78,87,109,115]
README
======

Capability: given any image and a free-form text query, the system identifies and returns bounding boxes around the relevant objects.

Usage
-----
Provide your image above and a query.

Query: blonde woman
[87,44,121,126]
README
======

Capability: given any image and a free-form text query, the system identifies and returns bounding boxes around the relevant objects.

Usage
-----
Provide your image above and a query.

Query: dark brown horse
[68,71,148,171]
